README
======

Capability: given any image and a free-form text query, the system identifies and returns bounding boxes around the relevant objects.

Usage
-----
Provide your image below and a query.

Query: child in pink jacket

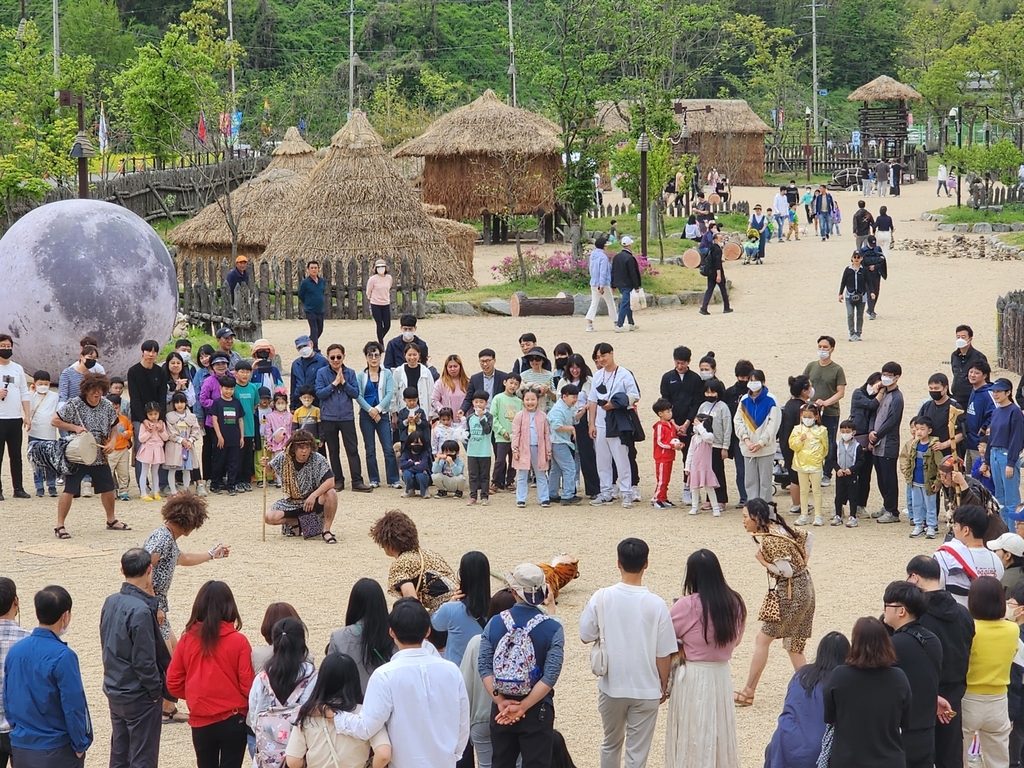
[511,389,552,507]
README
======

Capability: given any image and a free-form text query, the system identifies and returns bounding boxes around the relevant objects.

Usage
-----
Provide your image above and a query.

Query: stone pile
[900,235,1024,261]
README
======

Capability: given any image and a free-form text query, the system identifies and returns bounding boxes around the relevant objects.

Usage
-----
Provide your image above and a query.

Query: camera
[1,375,12,386]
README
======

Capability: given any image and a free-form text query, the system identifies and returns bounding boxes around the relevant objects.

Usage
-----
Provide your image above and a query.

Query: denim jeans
[616,288,634,328]
[549,443,577,500]
[991,447,1021,529]
[845,296,864,336]
[403,469,430,496]
[516,447,550,504]
[774,214,786,241]
[359,412,398,485]
[27,436,57,493]
[818,213,832,238]
[911,484,938,529]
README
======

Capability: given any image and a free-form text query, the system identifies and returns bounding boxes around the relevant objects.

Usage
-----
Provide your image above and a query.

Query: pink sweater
[431,382,467,416]
[511,409,551,470]
[670,593,745,661]
[365,274,393,306]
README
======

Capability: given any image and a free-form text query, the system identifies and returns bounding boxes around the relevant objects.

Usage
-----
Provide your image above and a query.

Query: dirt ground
[1,178,1012,767]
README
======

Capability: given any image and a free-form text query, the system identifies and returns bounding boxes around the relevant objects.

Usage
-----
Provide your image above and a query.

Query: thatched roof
[429,216,476,273]
[848,76,923,103]
[394,89,562,159]
[262,112,475,290]
[266,126,317,174]
[595,100,772,136]
[168,168,307,251]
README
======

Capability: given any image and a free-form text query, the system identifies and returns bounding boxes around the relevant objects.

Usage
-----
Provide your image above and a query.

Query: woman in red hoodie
[168,580,255,768]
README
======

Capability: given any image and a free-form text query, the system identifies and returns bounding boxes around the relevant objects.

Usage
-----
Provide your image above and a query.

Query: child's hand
[239,436,245,448]
[216,436,224,449]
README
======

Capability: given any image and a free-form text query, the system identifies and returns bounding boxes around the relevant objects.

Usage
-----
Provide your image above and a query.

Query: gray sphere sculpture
[0,199,178,378]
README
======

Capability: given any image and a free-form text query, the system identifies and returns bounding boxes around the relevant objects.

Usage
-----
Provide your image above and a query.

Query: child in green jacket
[490,374,523,491]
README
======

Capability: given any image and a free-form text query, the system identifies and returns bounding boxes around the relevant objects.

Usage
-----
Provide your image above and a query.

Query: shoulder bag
[589,589,608,676]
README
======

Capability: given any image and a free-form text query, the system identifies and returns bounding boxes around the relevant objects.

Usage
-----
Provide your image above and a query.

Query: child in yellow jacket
[900,416,940,538]
[788,403,828,527]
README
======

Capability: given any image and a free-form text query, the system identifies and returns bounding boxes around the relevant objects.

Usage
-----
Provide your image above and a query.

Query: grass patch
[160,327,252,358]
[999,233,1024,248]
[930,203,1024,224]
[429,263,707,303]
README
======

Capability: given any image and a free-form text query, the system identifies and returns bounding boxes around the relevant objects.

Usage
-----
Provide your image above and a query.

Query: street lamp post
[637,131,650,261]
[949,106,962,208]
[804,106,812,182]
[60,90,94,199]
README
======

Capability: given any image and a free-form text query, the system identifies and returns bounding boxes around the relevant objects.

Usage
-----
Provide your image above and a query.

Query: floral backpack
[492,610,550,696]
[254,671,314,768]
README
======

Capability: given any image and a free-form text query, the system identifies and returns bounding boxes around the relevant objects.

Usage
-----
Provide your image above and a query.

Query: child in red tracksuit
[652,398,684,508]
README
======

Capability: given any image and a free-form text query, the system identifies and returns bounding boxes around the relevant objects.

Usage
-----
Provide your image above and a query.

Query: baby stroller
[771,439,788,494]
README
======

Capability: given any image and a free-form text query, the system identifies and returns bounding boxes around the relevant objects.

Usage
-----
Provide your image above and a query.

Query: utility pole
[348,0,355,115]
[52,0,59,79]
[810,0,819,137]
[506,0,517,107]
[226,0,236,157]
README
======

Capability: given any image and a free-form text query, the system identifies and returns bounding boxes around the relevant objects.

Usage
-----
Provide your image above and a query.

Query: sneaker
[794,514,810,526]
[243,483,253,492]
[369,481,380,488]
[813,515,823,526]
[590,496,614,506]
[621,498,633,508]
[735,501,747,509]
[196,481,208,497]
[153,493,163,501]
[454,490,463,499]
[516,501,526,508]
[652,500,666,509]
[662,500,676,508]
[629,324,639,332]
[141,495,154,502]
[436,490,448,498]
[849,335,857,342]
[869,509,885,519]
[256,481,264,489]
[282,524,297,537]
[820,476,831,487]
[228,488,237,496]
[682,489,692,506]
[466,497,477,506]
[926,527,937,539]
[540,500,551,508]
[876,512,900,524]
[853,335,862,341]
[585,324,596,333]
[630,486,641,502]
[712,507,722,517]
[35,489,44,498]
[846,517,859,527]
[119,494,130,501]
[856,506,867,517]
[789,505,801,514]
[614,326,629,333]
[561,497,582,505]
[401,491,411,498]
[688,507,699,515]
[830,515,843,526]
[910,525,925,538]
[49,489,58,497]
[481,498,489,506]
[901,508,910,520]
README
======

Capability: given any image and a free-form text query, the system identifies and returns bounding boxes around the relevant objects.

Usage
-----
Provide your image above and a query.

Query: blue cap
[1009,507,1024,523]
[295,335,311,348]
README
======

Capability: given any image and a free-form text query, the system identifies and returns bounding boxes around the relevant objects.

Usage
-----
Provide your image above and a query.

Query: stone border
[921,211,1024,235]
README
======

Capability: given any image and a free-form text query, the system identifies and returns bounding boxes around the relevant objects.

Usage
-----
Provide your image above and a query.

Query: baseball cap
[210,353,230,365]
[992,377,1014,392]
[506,563,548,606]
[987,532,1024,557]
[215,327,235,339]
[620,235,634,247]
[236,255,249,264]
[295,334,312,348]
[1009,505,1024,523]
[257,386,272,399]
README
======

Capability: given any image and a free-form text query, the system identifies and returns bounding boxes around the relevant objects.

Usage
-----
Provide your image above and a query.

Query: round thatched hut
[266,126,318,174]
[428,216,477,273]
[848,76,924,161]
[262,112,475,291]
[167,168,307,267]
[393,89,562,244]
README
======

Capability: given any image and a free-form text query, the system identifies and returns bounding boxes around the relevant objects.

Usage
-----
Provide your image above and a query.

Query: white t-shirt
[933,539,1004,607]
[579,583,677,699]
[287,704,390,768]
[0,360,30,420]
[28,390,59,440]
[589,366,639,429]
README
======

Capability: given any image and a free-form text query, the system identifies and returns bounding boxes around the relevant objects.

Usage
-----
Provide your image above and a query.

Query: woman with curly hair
[144,491,231,721]
[431,354,470,418]
[369,509,456,613]
[263,430,339,544]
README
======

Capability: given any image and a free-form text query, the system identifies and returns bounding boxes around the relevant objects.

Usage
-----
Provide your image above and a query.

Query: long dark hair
[796,631,850,692]
[344,578,393,670]
[264,617,309,704]
[681,549,746,647]
[184,581,243,656]
[295,652,363,728]
[459,551,491,628]
[564,354,593,383]
[745,498,801,540]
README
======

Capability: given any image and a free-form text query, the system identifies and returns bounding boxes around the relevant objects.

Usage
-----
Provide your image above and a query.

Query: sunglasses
[367,352,381,358]
[329,355,344,361]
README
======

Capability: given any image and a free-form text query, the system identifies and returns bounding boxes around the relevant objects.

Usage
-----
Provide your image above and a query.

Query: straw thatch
[429,216,477,273]
[266,126,318,174]
[394,89,562,220]
[422,203,447,217]
[262,112,475,291]
[168,168,308,265]
[848,75,923,103]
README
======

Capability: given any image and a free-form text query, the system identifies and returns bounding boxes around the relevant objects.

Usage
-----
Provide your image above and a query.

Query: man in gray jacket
[99,548,168,768]
[870,361,905,524]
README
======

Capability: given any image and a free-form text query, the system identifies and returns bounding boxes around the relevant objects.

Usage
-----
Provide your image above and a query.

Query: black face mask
[84,358,97,369]
[411,445,423,453]
[0,349,11,360]
[929,390,944,401]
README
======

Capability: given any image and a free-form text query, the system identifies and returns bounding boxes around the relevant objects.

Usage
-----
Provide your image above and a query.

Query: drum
[723,242,741,261]
[709,193,722,204]
[682,249,702,269]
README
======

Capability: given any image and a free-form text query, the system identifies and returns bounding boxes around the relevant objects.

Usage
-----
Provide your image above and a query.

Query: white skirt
[664,660,741,768]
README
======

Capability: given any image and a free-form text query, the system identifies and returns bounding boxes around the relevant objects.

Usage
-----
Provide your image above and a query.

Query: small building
[847,75,924,160]
[265,126,318,174]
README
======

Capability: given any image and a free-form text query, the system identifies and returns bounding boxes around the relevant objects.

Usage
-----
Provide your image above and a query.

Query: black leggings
[0,417,25,493]
[371,304,392,347]
[191,714,247,768]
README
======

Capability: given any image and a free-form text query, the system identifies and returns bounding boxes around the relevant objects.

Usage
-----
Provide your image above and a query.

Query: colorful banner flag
[298,118,306,136]
[218,111,243,145]
[198,110,207,145]
[260,97,271,137]
[98,102,109,153]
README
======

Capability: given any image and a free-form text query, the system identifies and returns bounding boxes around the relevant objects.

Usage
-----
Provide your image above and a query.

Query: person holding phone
[0,334,31,501]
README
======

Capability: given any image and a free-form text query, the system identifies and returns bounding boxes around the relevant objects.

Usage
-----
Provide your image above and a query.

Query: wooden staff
[261,471,267,542]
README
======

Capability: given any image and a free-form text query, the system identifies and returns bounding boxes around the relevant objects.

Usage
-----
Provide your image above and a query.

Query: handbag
[65,430,98,465]
[758,573,782,623]
[415,549,456,599]
[816,724,834,768]
[589,589,608,676]
[296,510,324,539]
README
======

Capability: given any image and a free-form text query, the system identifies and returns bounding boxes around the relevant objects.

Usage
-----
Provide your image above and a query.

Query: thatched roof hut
[594,99,771,186]
[168,168,307,265]
[262,112,475,290]
[265,127,317,174]
[393,89,562,220]
[847,76,923,103]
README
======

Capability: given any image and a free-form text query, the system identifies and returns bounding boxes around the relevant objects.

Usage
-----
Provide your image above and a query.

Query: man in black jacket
[698,231,732,315]
[883,580,943,768]
[460,349,507,417]
[659,347,702,506]
[852,200,875,250]
[906,555,975,768]
[611,236,642,332]
[951,325,988,409]
[100,548,170,768]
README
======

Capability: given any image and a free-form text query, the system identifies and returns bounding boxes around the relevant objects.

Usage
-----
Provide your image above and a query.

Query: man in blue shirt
[3,585,91,768]
[290,335,329,411]
[982,378,1024,530]
[814,183,834,241]
[316,344,373,493]
[0,577,30,768]
[225,255,249,302]
[479,563,564,768]
[965,361,994,472]
[297,260,326,353]
[585,236,615,333]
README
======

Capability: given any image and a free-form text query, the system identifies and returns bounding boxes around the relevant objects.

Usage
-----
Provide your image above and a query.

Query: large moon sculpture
[0,199,178,378]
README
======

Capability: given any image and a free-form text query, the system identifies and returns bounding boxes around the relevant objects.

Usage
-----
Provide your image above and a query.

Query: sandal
[106,519,132,531]
[734,691,754,707]
[321,531,338,545]
[162,707,185,724]
[54,526,71,539]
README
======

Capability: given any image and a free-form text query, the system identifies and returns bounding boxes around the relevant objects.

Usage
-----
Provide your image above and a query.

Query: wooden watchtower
[847,75,924,161]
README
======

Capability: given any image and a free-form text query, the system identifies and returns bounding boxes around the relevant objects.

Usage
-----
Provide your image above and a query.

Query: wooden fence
[764,143,927,178]
[179,255,430,341]
[997,290,1024,375]
[589,200,750,220]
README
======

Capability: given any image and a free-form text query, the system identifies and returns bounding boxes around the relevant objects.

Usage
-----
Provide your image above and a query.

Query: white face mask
[880,375,895,387]
[298,346,314,359]
[35,384,49,394]
[840,432,854,442]
[179,351,191,364]
[275,403,288,411]
[402,332,415,342]
[801,417,815,427]
[808,387,815,401]
[956,338,970,350]
[1008,603,1019,622]
[817,349,830,360]
[376,267,386,275]
[747,380,762,393]
[699,370,713,381]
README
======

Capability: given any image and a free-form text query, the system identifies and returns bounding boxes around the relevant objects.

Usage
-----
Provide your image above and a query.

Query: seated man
[262,430,338,543]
